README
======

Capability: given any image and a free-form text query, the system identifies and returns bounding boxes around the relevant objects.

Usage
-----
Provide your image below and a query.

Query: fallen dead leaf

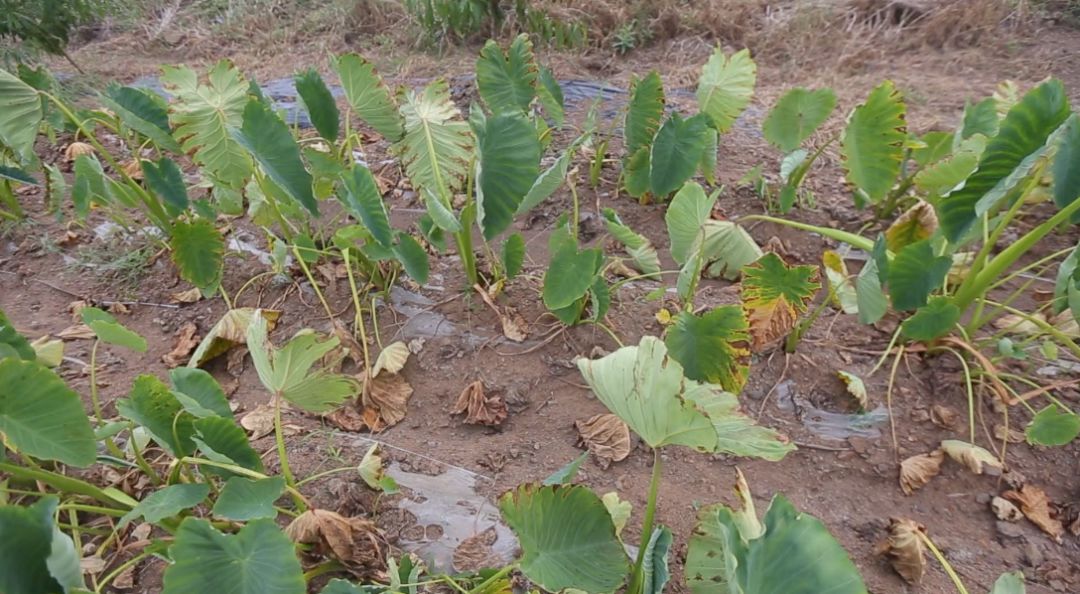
[330,320,366,370]
[360,371,413,430]
[63,142,94,162]
[57,230,79,247]
[940,440,1003,475]
[899,450,944,495]
[162,322,200,368]
[993,313,1044,335]
[575,414,631,468]
[1003,484,1064,542]
[876,518,927,584]
[372,342,410,377]
[57,324,95,340]
[169,287,202,304]
[475,284,529,342]
[453,527,499,572]
[930,404,958,429]
[108,302,131,315]
[238,403,301,440]
[68,300,89,321]
[994,424,1025,444]
[111,563,136,589]
[189,308,281,367]
[992,496,1023,522]
[122,159,144,180]
[286,509,387,578]
[80,555,106,575]
[452,380,507,427]
[607,258,638,279]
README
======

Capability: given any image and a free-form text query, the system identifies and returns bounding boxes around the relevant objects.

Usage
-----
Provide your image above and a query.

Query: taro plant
[757,87,838,213]
[753,78,1080,448]
[621,48,756,202]
[493,336,867,594]
[333,35,573,292]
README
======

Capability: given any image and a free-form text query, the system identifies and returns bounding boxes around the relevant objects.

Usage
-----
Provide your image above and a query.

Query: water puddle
[383,461,517,572]
[774,379,889,441]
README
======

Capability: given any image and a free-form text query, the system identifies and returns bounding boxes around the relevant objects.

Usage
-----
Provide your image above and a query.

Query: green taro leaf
[393,232,430,284]
[624,71,665,155]
[911,131,954,167]
[686,493,867,594]
[501,232,525,279]
[0,67,43,164]
[990,571,1026,594]
[649,113,712,197]
[603,208,661,275]
[666,181,718,265]
[170,218,225,295]
[0,308,36,361]
[698,221,764,281]
[338,165,392,247]
[961,97,999,139]
[888,239,951,311]
[822,251,858,315]
[81,307,147,352]
[161,61,252,188]
[1053,242,1079,318]
[247,314,359,412]
[516,143,575,215]
[142,157,189,216]
[0,165,38,186]
[192,415,264,474]
[397,80,473,203]
[117,374,197,457]
[642,525,673,594]
[541,451,589,485]
[700,127,719,184]
[0,357,96,466]
[1025,404,1080,447]
[499,484,628,593]
[212,476,286,520]
[1052,114,1080,220]
[665,307,750,393]
[421,187,461,232]
[294,69,340,142]
[0,497,84,594]
[102,84,182,153]
[763,88,837,153]
[623,146,652,198]
[537,66,565,128]
[543,229,603,311]
[477,112,541,239]
[170,368,232,419]
[842,81,907,204]
[939,79,1071,242]
[335,54,403,141]
[900,297,960,342]
[234,99,317,215]
[163,518,306,594]
[913,134,985,196]
[71,155,107,219]
[855,254,888,325]
[476,34,537,115]
[697,48,757,133]
[119,483,210,529]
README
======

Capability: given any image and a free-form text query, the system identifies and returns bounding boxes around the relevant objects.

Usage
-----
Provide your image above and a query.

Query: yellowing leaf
[601,492,632,538]
[877,518,926,584]
[189,308,281,367]
[30,336,64,368]
[358,443,397,493]
[940,439,1002,475]
[822,251,858,315]
[372,341,409,377]
[741,253,820,351]
[837,370,868,411]
[885,201,938,252]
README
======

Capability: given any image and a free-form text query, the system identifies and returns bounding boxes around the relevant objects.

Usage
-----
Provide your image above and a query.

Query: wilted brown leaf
[992,496,1023,522]
[188,308,281,367]
[452,380,507,427]
[68,300,89,321]
[162,322,200,368]
[741,254,820,352]
[330,320,365,370]
[885,200,938,252]
[80,555,106,575]
[899,450,944,495]
[877,518,926,584]
[238,403,298,439]
[994,424,1025,444]
[169,287,202,304]
[122,159,144,180]
[57,324,95,340]
[286,509,387,578]
[1003,484,1064,542]
[325,405,366,432]
[361,370,413,430]
[940,440,1003,475]
[63,142,94,162]
[575,414,630,468]
[475,284,529,342]
[930,404,958,429]
[453,527,498,572]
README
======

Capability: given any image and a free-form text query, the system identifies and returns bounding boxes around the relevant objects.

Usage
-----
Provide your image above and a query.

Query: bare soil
[4,18,1080,594]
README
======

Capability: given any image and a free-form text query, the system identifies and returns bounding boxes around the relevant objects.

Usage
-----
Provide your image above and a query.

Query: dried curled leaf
[1003,484,1064,542]
[877,518,926,584]
[372,341,410,377]
[930,404,958,429]
[452,380,507,426]
[940,440,1003,475]
[574,414,631,468]
[63,142,95,162]
[57,324,95,340]
[170,287,203,304]
[899,450,944,495]
[162,322,200,368]
[189,308,281,367]
[286,509,387,578]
